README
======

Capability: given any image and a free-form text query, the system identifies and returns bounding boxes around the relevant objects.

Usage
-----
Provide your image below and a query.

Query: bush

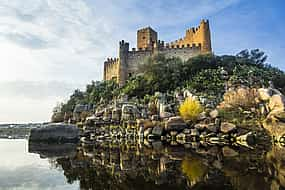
[219,87,259,110]
[179,97,203,122]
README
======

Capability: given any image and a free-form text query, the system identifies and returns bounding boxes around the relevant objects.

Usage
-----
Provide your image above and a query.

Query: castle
[104,19,212,86]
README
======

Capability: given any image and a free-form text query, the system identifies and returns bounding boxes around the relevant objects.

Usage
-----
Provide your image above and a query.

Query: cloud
[2,32,48,49]
[0,81,82,123]
[0,81,79,99]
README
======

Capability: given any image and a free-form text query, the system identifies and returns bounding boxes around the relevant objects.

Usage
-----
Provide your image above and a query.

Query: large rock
[194,123,208,130]
[144,127,152,137]
[220,122,236,133]
[269,94,285,112]
[267,94,285,121]
[165,116,187,132]
[258,88,272,101]
[206,123,220,133]
[209,109,219,119]
[29,123,79,142]
[152,126,163,136]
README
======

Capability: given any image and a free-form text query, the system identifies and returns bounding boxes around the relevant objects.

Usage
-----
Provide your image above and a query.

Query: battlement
[103,57,119,81]
[170,19,211,53]
[128,42,201,54]
[186,19,209,34]
[104,57,119,66]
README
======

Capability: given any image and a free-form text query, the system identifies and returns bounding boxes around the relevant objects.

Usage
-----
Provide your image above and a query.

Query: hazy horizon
[0,0,284,123]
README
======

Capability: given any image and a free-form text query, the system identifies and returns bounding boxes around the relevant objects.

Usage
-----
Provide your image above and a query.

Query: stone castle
[104,19,212,86]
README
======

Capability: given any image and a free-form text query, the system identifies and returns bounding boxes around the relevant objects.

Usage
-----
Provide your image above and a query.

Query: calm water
[0,139,285,190]
[0,139,79,190]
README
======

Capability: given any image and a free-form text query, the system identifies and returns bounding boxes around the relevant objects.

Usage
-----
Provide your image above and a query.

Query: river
[0,139,284,190]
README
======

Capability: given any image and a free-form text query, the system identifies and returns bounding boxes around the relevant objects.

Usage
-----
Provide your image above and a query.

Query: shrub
[218,87,259,110]
[179,97,203,121]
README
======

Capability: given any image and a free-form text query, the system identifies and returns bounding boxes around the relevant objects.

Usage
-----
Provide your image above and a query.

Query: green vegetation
[52,49,285,122]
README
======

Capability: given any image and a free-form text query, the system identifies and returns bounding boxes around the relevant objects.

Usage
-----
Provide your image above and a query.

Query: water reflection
[27,139,285,190]
[0,139,79,190]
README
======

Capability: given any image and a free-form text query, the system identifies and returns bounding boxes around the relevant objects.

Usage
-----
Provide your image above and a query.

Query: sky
[0,0,284,123]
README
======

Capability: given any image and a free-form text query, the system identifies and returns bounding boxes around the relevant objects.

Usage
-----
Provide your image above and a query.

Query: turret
[137,27,157,50]
[199,19,212,53]
[118,40,129,86]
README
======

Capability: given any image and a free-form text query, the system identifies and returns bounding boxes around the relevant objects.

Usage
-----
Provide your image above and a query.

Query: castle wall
[126,50,152,75]
[158,46,201,61]
[104,58,119,82]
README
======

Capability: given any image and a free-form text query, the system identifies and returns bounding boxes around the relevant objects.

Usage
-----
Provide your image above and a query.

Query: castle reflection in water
[29,139,285,190]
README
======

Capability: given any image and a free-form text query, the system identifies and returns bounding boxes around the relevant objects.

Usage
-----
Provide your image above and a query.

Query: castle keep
[104,19,212,86]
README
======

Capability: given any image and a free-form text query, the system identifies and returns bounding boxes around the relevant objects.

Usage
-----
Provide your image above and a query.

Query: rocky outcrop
[165,116,187,132]
[268,94,285,121]
[29,123,79,142]
[220,122,236,133]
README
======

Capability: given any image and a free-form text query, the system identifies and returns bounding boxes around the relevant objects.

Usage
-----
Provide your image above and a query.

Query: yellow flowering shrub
[179,97,203,121]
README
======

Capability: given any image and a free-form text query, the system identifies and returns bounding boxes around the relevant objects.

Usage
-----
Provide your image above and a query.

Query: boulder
[165,116,187,132]
[194,123,208,130]
[190,129,199,136]
[144,127,152,137]
[29,123,79,142]
[152,126,163,136]
[269,94,285,112]
[268,94,285,121]
[209,109,219,119]
[197,112,207,121]
[160,112,174,119]
[206,123,219,133]
[220,122,236,133]
[258,88,272,101]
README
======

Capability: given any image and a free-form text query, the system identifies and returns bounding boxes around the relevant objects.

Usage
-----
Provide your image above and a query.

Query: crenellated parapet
[128,42,201,54]
[169,19,211,53]
[104,57,120,81]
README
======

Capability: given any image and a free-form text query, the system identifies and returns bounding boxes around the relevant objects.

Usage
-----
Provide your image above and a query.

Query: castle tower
[118,40,129,86]
[137,27,158,50]
[198,19,212,53]
[172,19,212,53]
